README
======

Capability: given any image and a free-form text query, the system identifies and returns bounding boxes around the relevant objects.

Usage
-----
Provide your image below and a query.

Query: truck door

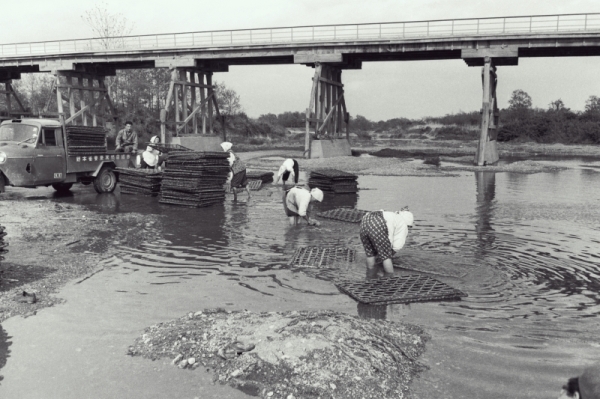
[33,127,66,185]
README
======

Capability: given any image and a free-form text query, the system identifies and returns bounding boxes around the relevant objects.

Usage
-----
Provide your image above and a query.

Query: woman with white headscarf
[359,207,414,275]
[221,142,251,200]
[138,135,165,170]
[283,186,323,226]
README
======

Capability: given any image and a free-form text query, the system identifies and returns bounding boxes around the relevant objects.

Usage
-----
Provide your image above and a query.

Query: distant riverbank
[239,139,596,176]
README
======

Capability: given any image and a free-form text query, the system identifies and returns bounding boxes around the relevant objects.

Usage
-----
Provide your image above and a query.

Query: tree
[508,89,532,109]
[82,2,134,49]
[257,113,278,125]
[350,115,373,132]
[548,99,569,112]
[13,74,55,115]
[585,95,600,113]
[214,82,242,116]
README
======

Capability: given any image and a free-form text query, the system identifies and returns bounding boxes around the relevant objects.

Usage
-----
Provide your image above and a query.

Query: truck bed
[66,151,133,174]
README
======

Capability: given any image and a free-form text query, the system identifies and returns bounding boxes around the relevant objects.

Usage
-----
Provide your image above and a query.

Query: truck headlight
[0,152,6,164]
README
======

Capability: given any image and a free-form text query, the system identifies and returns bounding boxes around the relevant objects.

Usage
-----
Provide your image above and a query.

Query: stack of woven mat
[0,224,7,264]
[246,171,274,184]
[116,168,162,196]
[159,152,230,207]
[308,169,359,193]
[147,143,192,154]
[65,126,107,156]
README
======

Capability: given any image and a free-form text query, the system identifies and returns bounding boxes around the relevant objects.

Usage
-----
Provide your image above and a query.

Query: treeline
[6,73,600,146]
[421,90,600,144]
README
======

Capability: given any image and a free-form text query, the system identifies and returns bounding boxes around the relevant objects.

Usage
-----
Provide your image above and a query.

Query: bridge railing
[1,13,600,57]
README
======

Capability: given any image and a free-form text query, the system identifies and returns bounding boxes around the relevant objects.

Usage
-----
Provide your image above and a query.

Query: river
[1,157,599,398]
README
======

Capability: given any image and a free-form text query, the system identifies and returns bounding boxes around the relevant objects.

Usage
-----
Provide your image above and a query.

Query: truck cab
[0,119,130,193]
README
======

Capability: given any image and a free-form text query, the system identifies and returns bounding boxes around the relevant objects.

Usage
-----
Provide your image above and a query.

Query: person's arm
[115,131,123,148]
[297,195,319,225]
[132,133,138,151]
[390,216,409,255]
[276,164,285,183]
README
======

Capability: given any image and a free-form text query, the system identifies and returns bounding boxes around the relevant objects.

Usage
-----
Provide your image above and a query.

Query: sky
[2,0,600,120]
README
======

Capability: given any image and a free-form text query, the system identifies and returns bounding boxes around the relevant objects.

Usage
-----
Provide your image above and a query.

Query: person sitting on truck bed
[116,121,138,153]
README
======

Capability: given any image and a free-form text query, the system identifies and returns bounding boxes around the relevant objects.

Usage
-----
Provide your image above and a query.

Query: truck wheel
[52,183,73,193]
[93,167,117,193]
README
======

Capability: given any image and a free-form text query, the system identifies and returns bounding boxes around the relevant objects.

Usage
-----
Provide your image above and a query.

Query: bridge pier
[476,57,500,166]
[162,67,224,144]
[50,70,118,129]
[304,63,349,159]
[0,79,27,118]
[463,48,517,166]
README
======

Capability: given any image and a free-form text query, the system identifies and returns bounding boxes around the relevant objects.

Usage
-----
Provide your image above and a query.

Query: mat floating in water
[317,208,368,223]
[246,171,274,183]
[288,246,355,268]
[335,275,467,305]
[247,180,263,191]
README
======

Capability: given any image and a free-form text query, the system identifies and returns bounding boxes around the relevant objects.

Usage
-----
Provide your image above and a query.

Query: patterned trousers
[360,211,393,259]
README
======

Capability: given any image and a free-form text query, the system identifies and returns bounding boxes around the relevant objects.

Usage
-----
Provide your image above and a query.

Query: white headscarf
[310,188,324,202]
[220,142,233,152]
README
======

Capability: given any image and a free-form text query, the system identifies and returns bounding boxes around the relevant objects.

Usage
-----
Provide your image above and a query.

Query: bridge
[1,13,600,164]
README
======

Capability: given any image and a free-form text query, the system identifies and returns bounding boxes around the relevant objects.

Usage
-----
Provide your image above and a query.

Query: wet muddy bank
[129,308,428,399]
[0,195,161,323]
[245,150,564,176]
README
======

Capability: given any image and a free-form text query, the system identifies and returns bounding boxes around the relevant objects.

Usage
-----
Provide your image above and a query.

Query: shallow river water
[2,158,600,398]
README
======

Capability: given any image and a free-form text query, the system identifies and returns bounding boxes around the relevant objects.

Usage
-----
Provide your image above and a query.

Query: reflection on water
[31,161,600,398]
[474,171,496,256]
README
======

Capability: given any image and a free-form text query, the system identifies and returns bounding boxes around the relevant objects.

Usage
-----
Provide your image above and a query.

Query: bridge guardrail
[1,13,600,58]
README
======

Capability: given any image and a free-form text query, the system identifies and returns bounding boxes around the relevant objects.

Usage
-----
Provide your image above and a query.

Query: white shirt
[227,151,236,166]
[382,211,409,252]
[286,187,311,216]
[277,159,295,180]
[224,151,236,183]
[142,146,160,167]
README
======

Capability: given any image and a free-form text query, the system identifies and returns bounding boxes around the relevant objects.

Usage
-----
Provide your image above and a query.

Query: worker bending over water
[276,158,299,187]
[221,142,251,201]
[283,186,323,226]
[360,208,414,275]
[139,136,165,170]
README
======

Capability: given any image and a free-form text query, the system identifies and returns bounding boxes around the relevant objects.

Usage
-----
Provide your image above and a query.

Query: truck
[0,118,132,193]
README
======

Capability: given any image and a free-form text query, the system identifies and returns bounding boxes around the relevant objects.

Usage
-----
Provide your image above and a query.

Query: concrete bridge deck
[0,13,600,76]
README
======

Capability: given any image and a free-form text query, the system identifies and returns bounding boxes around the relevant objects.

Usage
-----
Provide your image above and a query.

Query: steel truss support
[475,56,499,166]
[51,71,117,128]
[162,67,225,144]
[304,63,349,159]
[0,80,27,118]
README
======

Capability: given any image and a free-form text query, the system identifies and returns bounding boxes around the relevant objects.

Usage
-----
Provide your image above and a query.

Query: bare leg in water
[366,256,394,278]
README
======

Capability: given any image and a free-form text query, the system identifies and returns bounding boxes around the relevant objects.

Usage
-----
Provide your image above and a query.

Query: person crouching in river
[221,142,251,201]
[283,186,323,226]
[360,208,414,275]
[276,158,299,187]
